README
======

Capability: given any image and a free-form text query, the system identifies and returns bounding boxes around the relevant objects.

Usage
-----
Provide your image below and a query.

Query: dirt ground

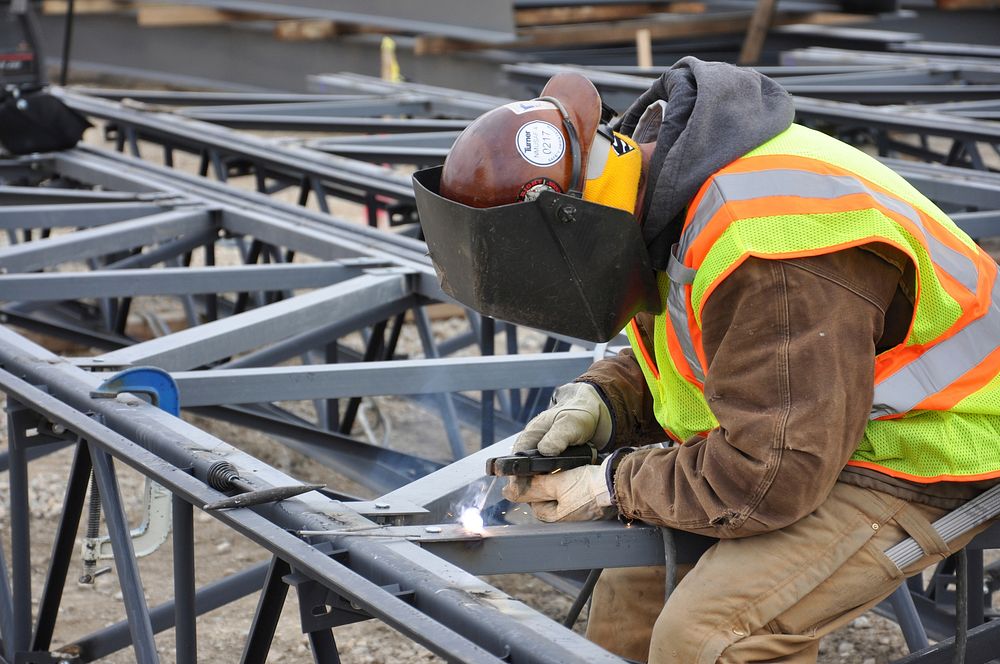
[0,111,997,663]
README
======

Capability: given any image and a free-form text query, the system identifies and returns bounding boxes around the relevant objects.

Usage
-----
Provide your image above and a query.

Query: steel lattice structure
[2,61,1000,662]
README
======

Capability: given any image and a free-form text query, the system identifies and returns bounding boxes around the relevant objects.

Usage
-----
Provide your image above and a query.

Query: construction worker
[412,58,1000,663]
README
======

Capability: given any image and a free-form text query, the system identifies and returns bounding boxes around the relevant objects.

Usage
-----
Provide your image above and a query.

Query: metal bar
[73,563,269,660]
[0,528,12,663]
[892,620,1000,664]
[0,308,131,351]
[88,445,159,663]
[338,319,388,435]
[952,211,1000,238]
[59,94,418,204]
[7,405,33,656]
[0,185,153,204]
[414,304,466,460]
[178,98,435,117]
[0,208,213,274]
[104,228,222,271]
[307,629,341,663]
[172,495,197,664]
[32,442,91,651]
[215,297,418,370]
[0,202,180,230]
[385,521,669,574]
[53,149,432,273]
[171,353,594,406]
[240,557,290,664]
[187,406,442,494]
[95,273,413,371]
[481,316,495,449]
[73,89,361,105]
[888,585,931,652]
[886,483,1000,570]
[0,261,379,301]
[174,113,471,133]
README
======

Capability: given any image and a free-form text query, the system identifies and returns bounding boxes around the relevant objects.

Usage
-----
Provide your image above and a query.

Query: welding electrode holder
[485,444,604,477]
[201,460,325,511]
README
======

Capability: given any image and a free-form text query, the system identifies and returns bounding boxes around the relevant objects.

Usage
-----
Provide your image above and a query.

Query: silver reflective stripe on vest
[679,170,979,295]
[667,244,704,382]
[871,275,1000,418]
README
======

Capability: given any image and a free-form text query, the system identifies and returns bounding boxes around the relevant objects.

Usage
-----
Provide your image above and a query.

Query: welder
[412,58,1000,663]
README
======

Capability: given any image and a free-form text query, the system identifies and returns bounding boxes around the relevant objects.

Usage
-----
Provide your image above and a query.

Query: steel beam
[375,521,717,575]
[0,333,628,663]
[0,202,182,230]
[95,272,414,371]
[171,353,594,406]
[59,91,417,204]
[187,405,443,493]
[0,261,384,301]
[176,113,470,133]
[0,184,155,204]
[0,208,213,274]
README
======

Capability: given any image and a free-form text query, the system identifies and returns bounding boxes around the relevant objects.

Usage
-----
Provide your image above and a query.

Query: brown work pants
[587,482,985,663]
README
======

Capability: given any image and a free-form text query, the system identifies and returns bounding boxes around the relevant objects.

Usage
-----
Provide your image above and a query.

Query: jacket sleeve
[574,313,670,449]
[612,248,903,537]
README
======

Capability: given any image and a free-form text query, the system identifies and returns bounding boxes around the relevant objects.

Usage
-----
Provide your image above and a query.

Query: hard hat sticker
[515,121,565,167]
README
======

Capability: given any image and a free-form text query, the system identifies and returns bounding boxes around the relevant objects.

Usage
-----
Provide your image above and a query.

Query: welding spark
[460,507,485,534]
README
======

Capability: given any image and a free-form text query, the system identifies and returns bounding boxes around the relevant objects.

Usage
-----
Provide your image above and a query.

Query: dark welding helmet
[412,73,661,343]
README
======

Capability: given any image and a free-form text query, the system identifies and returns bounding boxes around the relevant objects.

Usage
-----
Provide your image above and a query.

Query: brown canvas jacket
[577,245,996,538]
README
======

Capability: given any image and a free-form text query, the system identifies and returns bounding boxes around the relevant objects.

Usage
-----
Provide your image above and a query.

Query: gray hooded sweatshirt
[615,57,795,271]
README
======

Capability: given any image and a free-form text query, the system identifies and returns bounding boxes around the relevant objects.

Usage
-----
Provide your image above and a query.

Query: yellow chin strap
[582,131,642,215]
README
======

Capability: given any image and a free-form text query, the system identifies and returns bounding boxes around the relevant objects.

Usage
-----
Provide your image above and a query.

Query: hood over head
[615,57,795,271]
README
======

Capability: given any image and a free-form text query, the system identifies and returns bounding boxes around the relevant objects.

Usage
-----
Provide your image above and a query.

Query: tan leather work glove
[512,382,613,456]
[502,458,615,522]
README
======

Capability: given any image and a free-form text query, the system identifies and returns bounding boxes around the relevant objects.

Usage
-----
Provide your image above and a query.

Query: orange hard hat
[440,73,603,208]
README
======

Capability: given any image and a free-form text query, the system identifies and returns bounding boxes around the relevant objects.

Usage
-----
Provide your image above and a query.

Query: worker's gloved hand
[512,382,612,457]
[502,458,615,522]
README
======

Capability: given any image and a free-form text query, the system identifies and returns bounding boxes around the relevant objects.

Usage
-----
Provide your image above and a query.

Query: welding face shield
[411,73,661,342]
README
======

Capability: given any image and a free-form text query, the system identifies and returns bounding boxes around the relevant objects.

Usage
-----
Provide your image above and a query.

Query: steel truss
[0,143,654,662]
[1,65,999,661]
[503,61,1000,172]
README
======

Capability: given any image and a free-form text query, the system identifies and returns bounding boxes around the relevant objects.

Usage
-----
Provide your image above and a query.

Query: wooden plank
[515,3,665,27]
[668,2,706,12]
[636,28,653,67]
[416,8,868,55]
[515,10,872,49]
[41,0,132,14]
[515,11,766,48]
[738,0,778,65]
[274,19,340,41]
[136,5,265,26]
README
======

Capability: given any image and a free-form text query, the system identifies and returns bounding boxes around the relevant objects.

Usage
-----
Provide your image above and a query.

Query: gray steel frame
[0,145,638,662]
[3,65,1000,661]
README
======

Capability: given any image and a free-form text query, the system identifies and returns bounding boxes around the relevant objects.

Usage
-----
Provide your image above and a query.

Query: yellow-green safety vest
[626,124,1000,483]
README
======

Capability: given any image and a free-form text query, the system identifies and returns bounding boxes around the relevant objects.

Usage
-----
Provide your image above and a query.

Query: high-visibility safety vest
[626,123,1000,483]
